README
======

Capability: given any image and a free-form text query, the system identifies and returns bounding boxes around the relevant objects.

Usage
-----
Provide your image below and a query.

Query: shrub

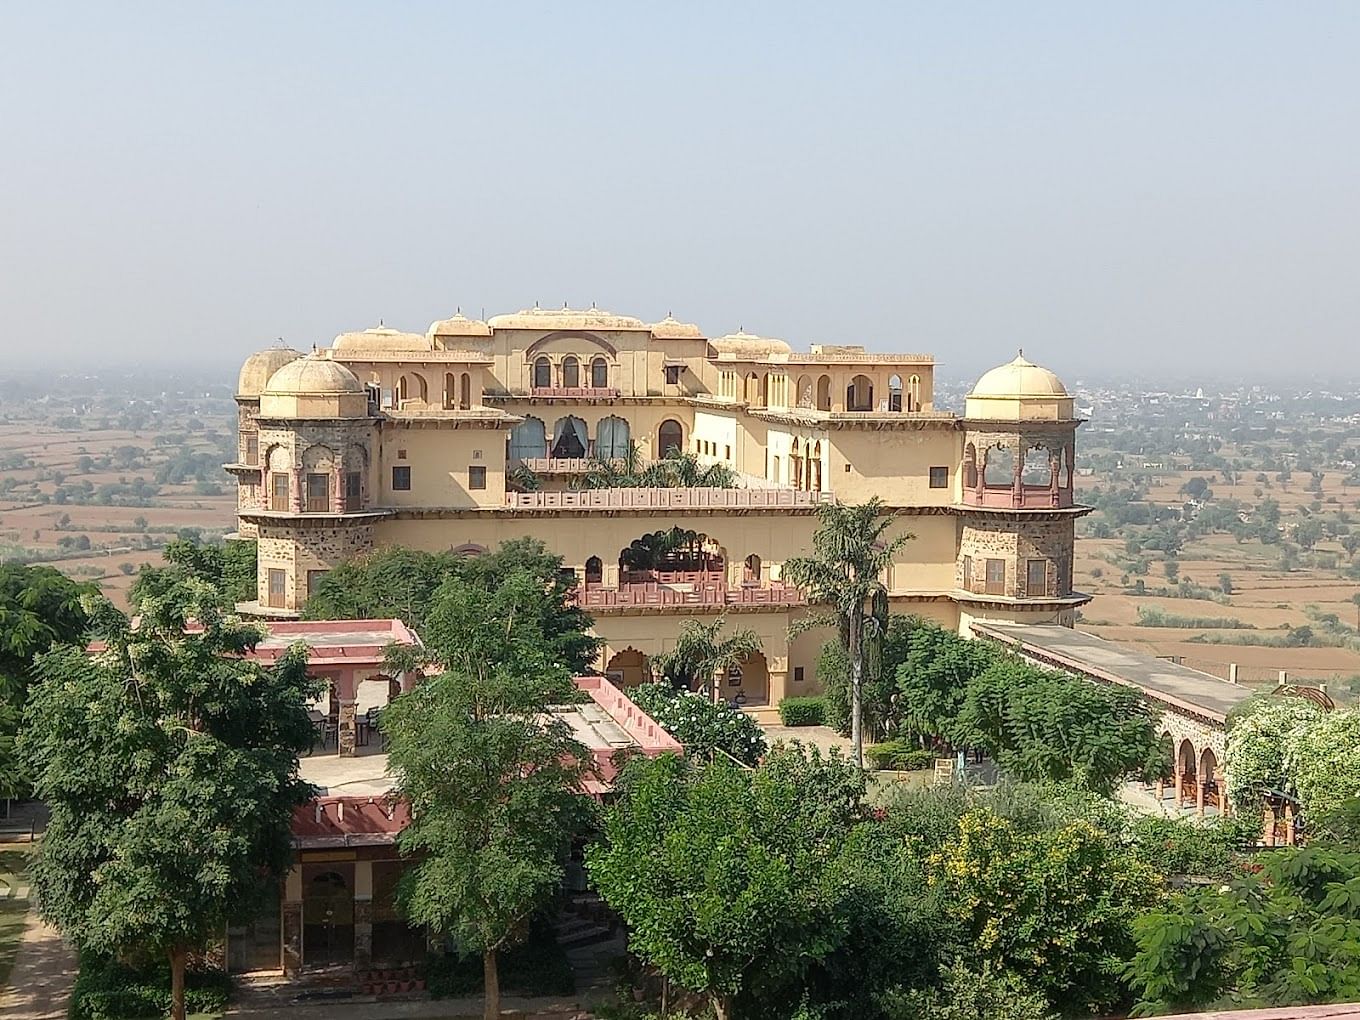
[426,916,575,998]
[866,740,935,772]
[628,683,767,765]
[70,951,230,1020]
[778,696,826,727]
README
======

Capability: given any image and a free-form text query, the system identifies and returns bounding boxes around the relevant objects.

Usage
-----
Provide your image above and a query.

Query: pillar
[768,669,789,706]
[283,866,303,974]
[1155,776,1164,802]
[338,700,357,757]
[1196,777,1206,819]
[1284,803,1297,846]
[332,464,345,513]
[291,468,304,513]
[1263,805,1276,847]
[353,860,373,971]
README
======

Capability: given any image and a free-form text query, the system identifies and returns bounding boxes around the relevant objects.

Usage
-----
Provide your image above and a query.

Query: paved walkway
[0,913,76,1020]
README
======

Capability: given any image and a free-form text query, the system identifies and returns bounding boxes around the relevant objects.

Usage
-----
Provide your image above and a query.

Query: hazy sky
[2,3,1357,380]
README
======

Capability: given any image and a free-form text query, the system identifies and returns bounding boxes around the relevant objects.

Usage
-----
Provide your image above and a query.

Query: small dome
[486,306,647,331]
[966,353,1074,421]
[650,315,704,340]
[710,330,792,358]
[428,312,492,338]
[332,325,432,353]
[238,346,302,397]
[262,354,365,397]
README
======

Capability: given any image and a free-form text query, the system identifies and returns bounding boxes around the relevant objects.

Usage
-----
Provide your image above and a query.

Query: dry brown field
[0,419,236,609]
[1076,467,1360,699]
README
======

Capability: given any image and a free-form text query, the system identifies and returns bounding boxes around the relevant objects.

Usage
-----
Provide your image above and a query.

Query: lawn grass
[0,845,34,993]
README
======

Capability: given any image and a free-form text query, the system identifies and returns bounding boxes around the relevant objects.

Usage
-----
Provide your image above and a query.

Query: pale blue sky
[1,3,1357,379]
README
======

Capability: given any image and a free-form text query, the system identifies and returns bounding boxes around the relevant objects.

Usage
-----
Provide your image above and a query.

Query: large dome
[650,315,704,340]
[965,353,1074,421]
[237,347,303,397]
[262,354,365,397]
[427,312,492,338]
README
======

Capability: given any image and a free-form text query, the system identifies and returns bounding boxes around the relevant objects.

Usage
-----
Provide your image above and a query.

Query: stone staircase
[741,704,782,727]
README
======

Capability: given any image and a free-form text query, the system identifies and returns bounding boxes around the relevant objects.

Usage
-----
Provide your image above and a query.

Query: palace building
[229,306,1089,710]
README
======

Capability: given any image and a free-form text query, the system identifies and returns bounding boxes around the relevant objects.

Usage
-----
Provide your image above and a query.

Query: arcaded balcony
[528,386,620,399]
[961,437,1075,510]
[507,487,833,511]
[577,582,805,610]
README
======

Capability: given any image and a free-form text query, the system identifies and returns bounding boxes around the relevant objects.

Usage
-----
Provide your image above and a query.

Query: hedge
[865,741,936,772]
[426,916,575,998]
[777,696,826,727]
[70,951,231,1020]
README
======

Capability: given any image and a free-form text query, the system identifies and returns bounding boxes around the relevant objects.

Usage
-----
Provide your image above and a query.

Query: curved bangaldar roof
[332,325,433,353]
[238,346,303,397]
[262,353,366,397]
[965,352,1074,421]
[486,305,648,331]
[649,315,705,340]
[427,311,492,338]
[710,329,793,358]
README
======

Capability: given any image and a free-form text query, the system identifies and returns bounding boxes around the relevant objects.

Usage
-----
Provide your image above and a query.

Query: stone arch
[796,375,814,409]
[532,356,552,388]
[790,437,804,489]
[590,356,609,388]
[963,442,978,489]
[459,372,471,409]
[619,527,724,579]
[451,543,487,557]
[1022,443,1055,487]
[810,441,823,491]
[509,416,546,461]
[301,444,336,472]
[847,374,874,411]
[596,415,631,460]
[816,375,832,411]
[550,415,588,458]
[726,650,769,705]
[265,444,291,473]
[606,648,650,689]
[909,374,921,411]
[982,443,1015,488]
[396,373,428,406]
[561,355,580,388]
[744,373,760,404]
[744,553,762,582]
[523,330,618,359]
[585,555,603,587]
[1061,444,1074,490]
[657,419,685,457]
[888,374,903,412]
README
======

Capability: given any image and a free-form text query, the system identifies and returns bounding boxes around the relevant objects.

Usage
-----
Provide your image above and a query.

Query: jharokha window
[345,472,362,508]
[305,473,330,513]
[270,472,289,512]
[985,558,1006,596]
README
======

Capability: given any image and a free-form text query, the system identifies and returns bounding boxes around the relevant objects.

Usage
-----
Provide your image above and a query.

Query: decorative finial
[455,305,461,315]
[534,300,540,309]
[563,300,569,309]
[1018,347,1024,357]
[379,318,384,327]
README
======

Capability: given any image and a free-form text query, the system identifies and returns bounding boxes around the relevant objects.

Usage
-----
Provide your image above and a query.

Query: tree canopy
[129,537,257,610]
[19,580,316,1020]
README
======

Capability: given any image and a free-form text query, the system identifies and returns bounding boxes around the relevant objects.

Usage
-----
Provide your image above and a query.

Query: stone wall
[957,517,1074,598]
[257,523,376,609]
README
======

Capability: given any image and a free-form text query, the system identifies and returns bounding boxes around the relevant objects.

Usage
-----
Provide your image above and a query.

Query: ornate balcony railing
[528,386,620,399]
[508,487,834,511]
[576,581,805,609]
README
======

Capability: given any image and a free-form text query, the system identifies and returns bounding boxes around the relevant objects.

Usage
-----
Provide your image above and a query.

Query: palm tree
[782,498,912,766]
[654,615,762,699]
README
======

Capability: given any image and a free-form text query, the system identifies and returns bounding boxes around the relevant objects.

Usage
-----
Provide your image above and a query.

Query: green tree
[784,498,911,766]
[19,581,316,1020]
[587,746,867,1020]
[381,571,591,1020]
[626,682,767,765]
[130,537,257,609]
[652,615,761,697]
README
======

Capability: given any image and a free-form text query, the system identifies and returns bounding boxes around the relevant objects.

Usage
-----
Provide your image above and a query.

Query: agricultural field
[0,371,238,608]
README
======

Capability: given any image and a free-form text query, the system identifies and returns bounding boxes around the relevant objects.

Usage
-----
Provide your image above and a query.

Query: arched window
[1022,445,1054,487]
[591,357,608,388]
[963,442,978,489]
[533,356,551,388]
[744,554,762,583]
[396,373,428,406]
[816,375,832,411]
[657,419,684,457]
[562,356,580,388]
[459,372,471,409]
[888,374,903,412]
[585,556,603,587]
[983,444,1015,488]
[811,441,822,492]
[596,416,631,460]
[847,375,874,411]
[443,372,457,410]
[908,374,921,411]
[551,416,588,459]
[509,416,546,461]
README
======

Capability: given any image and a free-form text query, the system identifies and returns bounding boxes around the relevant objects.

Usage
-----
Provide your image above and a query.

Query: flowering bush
[628,683,767,765]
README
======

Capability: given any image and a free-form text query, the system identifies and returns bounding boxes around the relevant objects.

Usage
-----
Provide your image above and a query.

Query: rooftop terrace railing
[528,386,621,399]
[577,581,806,609]
[507,487,835,511]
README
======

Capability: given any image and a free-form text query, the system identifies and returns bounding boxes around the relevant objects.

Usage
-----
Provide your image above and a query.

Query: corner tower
[955,353,1091,631]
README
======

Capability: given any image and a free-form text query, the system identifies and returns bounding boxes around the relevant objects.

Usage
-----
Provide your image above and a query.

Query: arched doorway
[1200,747,1220,814]
[725,650,769,706]
[816,375,832,411]
[606,648,650,689]
[443,372,457,410]
[509,417,546,462]
[585,556,603,588]
[657,419,684,458]
[551,416,588,458]
[303,868,354,967]
[459,372,471,409]
[596,416,631,460]
[1177,739,1198,807]
[888,374,903,412]
[744,553,762,583]
[810,441,822,492]
[847,374,874,411]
